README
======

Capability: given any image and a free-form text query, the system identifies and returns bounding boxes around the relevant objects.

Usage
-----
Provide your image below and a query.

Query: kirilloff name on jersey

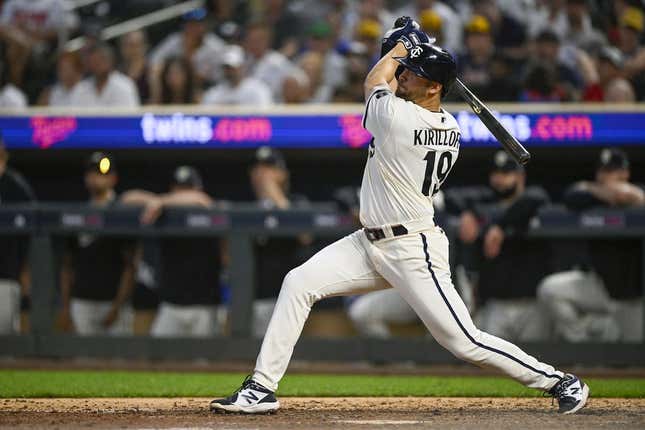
[413,129,461,148]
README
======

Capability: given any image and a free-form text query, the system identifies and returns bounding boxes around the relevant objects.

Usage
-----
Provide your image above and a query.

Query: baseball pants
[151,302,218,337]
[0,279,21,334]
[253,227,564,392]
[70,298,133,336]
[348,288,418,338]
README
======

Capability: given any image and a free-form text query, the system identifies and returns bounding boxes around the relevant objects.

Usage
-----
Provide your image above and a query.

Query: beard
[492,183,518,200]
[395,86,411,101]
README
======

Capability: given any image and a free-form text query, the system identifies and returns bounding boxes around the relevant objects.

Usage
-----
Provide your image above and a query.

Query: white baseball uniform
[251,84,565,392]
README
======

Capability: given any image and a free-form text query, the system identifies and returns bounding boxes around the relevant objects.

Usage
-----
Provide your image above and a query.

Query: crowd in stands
[1,0,644,108]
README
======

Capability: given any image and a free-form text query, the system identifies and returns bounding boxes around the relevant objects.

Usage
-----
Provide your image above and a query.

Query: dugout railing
[0,204,644,365]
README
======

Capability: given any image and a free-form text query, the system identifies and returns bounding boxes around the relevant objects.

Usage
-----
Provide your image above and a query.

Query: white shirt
[150,32,227,83]
[202,77,272,106]
[0,84,27,109]
[48,82,79,106]
[69,71,140,107]
[248,51,294,102]
[0,0,66,32]
[360,85,460,227]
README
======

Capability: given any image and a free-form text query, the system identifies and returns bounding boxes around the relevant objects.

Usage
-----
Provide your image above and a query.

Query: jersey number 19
[422,150,454,196]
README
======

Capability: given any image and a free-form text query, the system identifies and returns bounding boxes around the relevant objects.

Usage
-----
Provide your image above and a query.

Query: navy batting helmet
[395,43,456,97]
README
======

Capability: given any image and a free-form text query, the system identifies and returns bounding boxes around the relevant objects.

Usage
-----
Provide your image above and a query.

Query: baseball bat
[453,78,531,165]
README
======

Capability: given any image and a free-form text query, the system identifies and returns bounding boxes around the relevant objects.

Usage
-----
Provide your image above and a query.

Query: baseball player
[210,18,588,415]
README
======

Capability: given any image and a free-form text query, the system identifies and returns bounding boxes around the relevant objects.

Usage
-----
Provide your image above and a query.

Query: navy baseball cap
[86,152,116,175]
[172,165,203,189]
[598,148,629,171]
[491,150,523,173]
[255,146,286,170]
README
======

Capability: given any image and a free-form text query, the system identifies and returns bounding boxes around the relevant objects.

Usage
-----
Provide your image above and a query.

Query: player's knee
[280,267,316,305]
[536,276,561,303]
[348,298,370,325]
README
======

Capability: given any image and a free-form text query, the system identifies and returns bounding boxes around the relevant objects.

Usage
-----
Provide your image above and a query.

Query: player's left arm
[364,42,407,100]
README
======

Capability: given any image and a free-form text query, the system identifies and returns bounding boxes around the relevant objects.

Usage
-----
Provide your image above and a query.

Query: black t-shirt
[0,168,35,280]
[68,234,134,301]
[157,238,222,306]
[446,185,551,301]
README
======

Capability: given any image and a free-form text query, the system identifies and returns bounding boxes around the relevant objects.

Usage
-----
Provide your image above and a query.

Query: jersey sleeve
[362,84,399,138]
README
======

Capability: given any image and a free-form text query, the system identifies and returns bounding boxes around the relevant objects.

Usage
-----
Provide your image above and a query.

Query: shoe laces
[545,375,575,405]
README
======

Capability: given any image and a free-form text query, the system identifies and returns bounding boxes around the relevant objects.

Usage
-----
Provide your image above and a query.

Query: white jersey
[359,84,460,227]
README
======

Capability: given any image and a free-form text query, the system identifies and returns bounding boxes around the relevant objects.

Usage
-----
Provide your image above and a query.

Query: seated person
[538,148,644,342]
[446,151,551,342]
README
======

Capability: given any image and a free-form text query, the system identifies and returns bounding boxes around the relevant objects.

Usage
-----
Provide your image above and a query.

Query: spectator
[149,8,227,91]
[620,7,645,100]
[202,45,272,106]
[157,56,199,104]
[0,58,27,108]
[538,148,645,342]
[122,166,223,338]
[519,63,568,102]
[118,30,151,104]
[353,18,381,67]
[446,151,552,342]
[419,8,444,46]
[470,0,527,59]
[37,51,82,106]
[394,0,462,53]
[69,43,140,107]
[0,137,35,334]
[531,30,582,94]
[525,0,568,40]
[260,0,306,58]
[457,15,496,100]
[281,68,310,103]
[298,51,332,103]
[250,146,311,337]
[243,21,295,102]
[60,153,136,336]
[339,0,393,47]
[303,20,347,95]
[583,46,635,102]
[332,42,370,103]
[0,0,74,95]
[560,0,606,52]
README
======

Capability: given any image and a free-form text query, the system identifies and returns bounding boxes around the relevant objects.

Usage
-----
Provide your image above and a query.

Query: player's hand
[396,29,432,53]
[459,211,480,243]
[102,306,119,328]
[483,225,505,259]
[381,16,419,57]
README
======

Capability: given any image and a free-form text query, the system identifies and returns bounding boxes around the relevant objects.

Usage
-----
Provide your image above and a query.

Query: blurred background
[0,0,644,365]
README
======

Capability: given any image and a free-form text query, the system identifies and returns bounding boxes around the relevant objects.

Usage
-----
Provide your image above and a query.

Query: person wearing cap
[620,7,645,100]
[393,0,462,53]
[445,150,552,342]
[303,20,348,95]
[457,15,496,100]
[149,7,227,90]
[538,148,644,342]
[68,43,140,107]
[202,45,273,106]
[60,152,136,336]
[249,146,312,337]
[583,45,636,102]
[121,166,223,337]
[0,137,35,334]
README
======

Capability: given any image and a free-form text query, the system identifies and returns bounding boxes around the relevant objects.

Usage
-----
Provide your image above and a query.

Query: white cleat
[548,374,590,414]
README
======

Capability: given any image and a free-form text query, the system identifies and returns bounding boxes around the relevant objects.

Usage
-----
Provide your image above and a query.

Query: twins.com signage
[1,111,643,150]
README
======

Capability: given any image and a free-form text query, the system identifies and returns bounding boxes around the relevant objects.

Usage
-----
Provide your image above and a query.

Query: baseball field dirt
[1,397,644,429]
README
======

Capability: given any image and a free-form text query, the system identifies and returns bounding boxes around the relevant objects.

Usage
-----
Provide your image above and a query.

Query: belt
[364,224,409,242]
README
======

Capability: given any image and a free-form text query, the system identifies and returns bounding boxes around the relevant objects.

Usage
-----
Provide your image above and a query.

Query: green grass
[0,370,643,398]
